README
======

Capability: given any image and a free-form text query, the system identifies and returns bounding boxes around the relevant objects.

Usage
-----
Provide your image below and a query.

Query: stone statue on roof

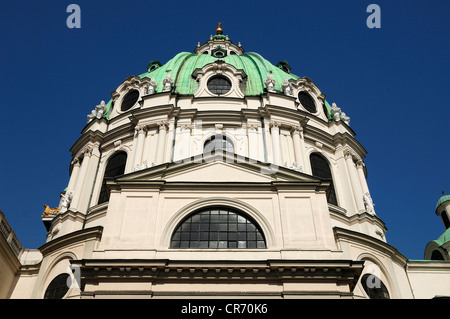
[363,192,375,215]
[147,78,157,95]
[87,100,106,123]
[163,74,174,92]
[264,74,276,93]
[282,79,293,96]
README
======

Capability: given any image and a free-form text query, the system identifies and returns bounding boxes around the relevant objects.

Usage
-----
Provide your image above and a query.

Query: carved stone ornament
[330,102,350,125]
[134,160,149,172]
[135,125,147,135]
[264,75,276,93]
[281,79,293,96]
[87,100,107,123]
[285,162,303,173]
[71,157,81,167]
[146,78,157,95]
[330,103,341,121]
[83,146,93,158]
[158,121,169,131]
[60,191,73,213]
[163,74,174,92]
[363,192,375,215]
[341,112,350,125]
[269,120,280,129]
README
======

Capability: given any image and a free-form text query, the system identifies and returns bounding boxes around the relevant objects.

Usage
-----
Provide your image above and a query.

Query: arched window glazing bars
[310,153,338,206]
[207,75,232,95]
[360,273,390,299]
[97,151,127,204]
[44,273,70,299]
[203,135,234,154]
[170,207,267,249]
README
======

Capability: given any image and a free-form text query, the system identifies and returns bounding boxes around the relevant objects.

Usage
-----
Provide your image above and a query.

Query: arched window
[310,153,338,206]
[360,273,390,299]
[44,273,70,299]
[442,211,450,229]
[431,250,445,261]
[97,152,127,204]
[203,135,234,154]
[170,207,266,249]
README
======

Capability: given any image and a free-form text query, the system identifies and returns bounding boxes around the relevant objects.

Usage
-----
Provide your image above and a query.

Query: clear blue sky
[0,0,449,260]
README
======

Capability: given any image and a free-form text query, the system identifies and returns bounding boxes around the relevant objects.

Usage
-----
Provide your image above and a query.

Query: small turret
[424,193,450,260]
[436,193,450,229]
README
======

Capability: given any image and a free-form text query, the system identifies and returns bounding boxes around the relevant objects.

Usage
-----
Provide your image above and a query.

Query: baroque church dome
[31,25,407,300]
[4,24,450,302]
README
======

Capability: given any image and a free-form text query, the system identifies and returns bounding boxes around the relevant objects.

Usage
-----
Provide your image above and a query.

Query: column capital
[246,122,259,131]
[291,125,303,135]
[356,159,365,169]
[269,120,280,129]
[343,148,355,161]
[158,121,169,131]
[83,146,93,158]
[135,124,147,134]
[71,157,81,167]
[180,123,192,132]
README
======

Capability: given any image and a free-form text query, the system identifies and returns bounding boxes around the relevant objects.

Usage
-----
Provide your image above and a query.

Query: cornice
[39,226,103,257]
[69,130,104,156]
[73,258,363,291]
[129,104,178,124]
[258,105,309,126]
[333,227,408,266]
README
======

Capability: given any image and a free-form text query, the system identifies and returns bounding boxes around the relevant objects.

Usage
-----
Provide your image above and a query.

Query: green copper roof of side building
[433,227,450,247]
[436,195,450,210]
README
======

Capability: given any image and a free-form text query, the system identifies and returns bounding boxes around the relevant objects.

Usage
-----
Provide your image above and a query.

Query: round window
[207,76,232,96]
[298,91,316,113]
[121,89,139,112]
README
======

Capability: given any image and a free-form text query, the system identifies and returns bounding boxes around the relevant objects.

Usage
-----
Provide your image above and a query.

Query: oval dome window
[207,76,231,96]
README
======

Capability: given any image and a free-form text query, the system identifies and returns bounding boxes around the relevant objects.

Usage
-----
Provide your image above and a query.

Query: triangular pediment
[116,152,320,184]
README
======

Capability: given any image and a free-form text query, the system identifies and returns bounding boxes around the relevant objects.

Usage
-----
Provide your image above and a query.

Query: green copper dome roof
[138,51,300,96]
[102,37,334,120]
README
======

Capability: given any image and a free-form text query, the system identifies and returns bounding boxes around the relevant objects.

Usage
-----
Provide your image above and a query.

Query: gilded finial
[216,22,223,35]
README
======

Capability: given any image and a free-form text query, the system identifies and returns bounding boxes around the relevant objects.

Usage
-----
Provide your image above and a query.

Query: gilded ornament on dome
[216,22,223,35]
